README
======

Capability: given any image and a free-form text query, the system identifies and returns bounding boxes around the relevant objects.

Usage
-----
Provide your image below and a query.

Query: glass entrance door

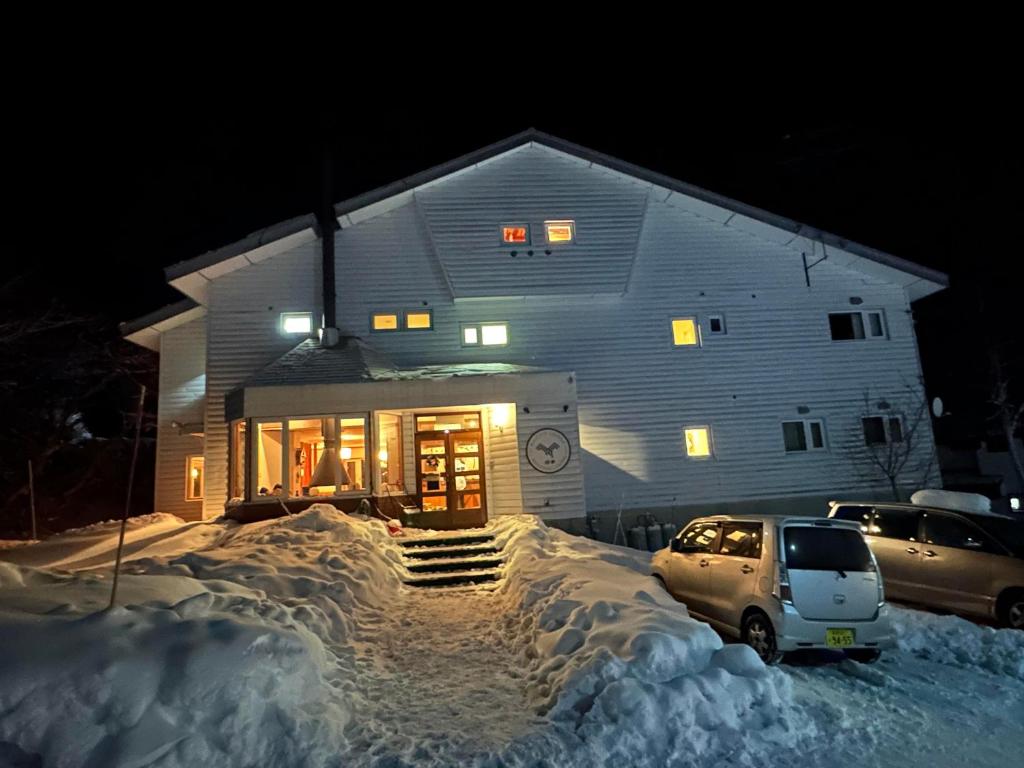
[414,416,486,528]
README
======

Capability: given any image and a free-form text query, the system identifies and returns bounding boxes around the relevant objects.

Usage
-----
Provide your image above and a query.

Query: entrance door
[414,425,487,529]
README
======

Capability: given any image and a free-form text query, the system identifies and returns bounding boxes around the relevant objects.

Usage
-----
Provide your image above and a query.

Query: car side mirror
[670,538,683,553]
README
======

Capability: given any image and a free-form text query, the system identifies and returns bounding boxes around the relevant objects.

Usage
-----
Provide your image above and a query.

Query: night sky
[18,114,1021,445]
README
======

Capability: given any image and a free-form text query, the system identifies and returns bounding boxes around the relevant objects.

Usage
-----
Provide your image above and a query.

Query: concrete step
[405,557,504,574]
[399,533,495,549]
[403,569,502,588]
[402,544,501,561]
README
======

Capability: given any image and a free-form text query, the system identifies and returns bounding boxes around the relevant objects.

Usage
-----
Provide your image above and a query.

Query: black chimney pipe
[319,146,339,338]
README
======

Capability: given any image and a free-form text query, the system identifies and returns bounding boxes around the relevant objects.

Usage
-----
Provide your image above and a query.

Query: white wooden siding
[202,242,321,516]
[154,317,206,521]
[185,145,936,520]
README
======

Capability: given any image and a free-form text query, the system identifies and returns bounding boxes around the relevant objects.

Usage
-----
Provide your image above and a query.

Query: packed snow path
[346,587,537,762]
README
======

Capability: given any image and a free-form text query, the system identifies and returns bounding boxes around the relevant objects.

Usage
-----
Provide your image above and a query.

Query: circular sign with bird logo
[526,428,571,474]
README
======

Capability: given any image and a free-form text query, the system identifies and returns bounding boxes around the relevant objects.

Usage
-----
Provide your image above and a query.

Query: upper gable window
[501,224,530,245]
[372,313,399,331]
[405,311,433,330]
[829,310,886,341]
[672,317,700,347]
[544,220,575,244]
[280,312,313,335]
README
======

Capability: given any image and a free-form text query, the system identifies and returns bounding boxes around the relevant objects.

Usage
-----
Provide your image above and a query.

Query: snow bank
[487,518,814,765]
[0,505,402,767]
[889,605,1024,681]
[911,489,993,515]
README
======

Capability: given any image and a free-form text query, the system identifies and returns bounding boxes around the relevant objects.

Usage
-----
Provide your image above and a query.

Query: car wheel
[997,589,1024,630]
[742,611,784,665]
[845,648,882,664]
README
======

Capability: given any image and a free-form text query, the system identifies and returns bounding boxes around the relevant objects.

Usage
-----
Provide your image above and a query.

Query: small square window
[672,317,700,346]
[186,456,205,501]
[544,220,575,244]
[280,312,312,334]
[708,314,726,334]
[684,426,712,458]
[372,313,399,331]
[501,224,530,245]
[462,326,479,345]
[480,323,509,346]
[405,311,433,330]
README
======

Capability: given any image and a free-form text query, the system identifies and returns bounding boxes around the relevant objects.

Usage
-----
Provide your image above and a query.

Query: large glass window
[230,420,247,499]
[783,419,826,452]
[678,522,720,551]
[868,506,919,540]
[922,513,995,553]
[416,413,481,432]
[256,421,284,495]
[782,526,874,572]
[377,413,404,492]
[719,523,762,558]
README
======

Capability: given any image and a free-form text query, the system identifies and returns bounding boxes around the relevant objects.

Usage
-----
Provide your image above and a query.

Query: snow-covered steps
[399,531,505,588]
[399,533,495,549]
[401,544,501,561]
[405,557,504,574]
[403,569,503,588]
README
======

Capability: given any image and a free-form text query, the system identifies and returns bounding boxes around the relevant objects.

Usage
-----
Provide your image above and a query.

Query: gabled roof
[119,298,205,351]
[162,128,948,305]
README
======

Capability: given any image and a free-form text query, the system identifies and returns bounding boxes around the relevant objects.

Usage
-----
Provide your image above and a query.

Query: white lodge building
[122,130,948,534]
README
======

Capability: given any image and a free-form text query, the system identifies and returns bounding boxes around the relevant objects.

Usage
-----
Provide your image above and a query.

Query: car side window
[718,523,763,558]
[678,522,720,552]
[923,513,995,553]
[869,507,919,541]
[832,505,873,532]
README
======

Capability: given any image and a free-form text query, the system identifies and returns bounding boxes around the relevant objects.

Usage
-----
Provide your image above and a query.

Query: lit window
[281,312,313,335]
[186,456,204,500]
[1011,497,1021,511]
[782,420,827,452]
[480,323,509,346]
[672,317,700,346]
[829,311,886,341]
[461,322,509,347]
[707,314,726,334]
[405,311,433,330]
[501,224,530,245]
[544,220,575,244]
[372,313,399,331]
[684,427,712,458]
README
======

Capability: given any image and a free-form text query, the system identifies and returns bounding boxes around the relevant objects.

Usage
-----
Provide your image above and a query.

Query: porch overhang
[226,365,577,422]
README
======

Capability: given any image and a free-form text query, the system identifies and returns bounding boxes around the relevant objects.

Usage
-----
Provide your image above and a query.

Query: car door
[668,521,720,617]
[918,511,1000,617]
[864,505,925,602]
[707,521,763,633]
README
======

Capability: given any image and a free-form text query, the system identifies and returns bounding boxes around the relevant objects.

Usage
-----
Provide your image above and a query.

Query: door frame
[413,411,487,528]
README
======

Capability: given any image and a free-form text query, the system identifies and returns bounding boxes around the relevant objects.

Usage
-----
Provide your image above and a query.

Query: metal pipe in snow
[108,384,146,611]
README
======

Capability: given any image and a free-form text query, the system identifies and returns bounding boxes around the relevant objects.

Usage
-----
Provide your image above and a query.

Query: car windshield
[782,526,874,572]
[967,516,1024,558]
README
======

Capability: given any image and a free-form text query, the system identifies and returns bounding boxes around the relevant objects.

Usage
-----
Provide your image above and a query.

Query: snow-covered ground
[1,508,1021,767]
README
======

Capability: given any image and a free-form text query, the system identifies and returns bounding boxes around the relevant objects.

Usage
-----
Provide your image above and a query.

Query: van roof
[688,514,860,529]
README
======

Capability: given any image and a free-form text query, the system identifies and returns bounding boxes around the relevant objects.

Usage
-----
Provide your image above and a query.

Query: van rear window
[783,526,874,572]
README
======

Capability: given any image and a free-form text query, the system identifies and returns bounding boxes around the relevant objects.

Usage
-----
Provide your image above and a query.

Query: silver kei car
[652,514,894,663]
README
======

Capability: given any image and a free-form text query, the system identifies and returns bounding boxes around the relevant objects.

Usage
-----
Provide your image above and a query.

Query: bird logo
[535,441,561,464]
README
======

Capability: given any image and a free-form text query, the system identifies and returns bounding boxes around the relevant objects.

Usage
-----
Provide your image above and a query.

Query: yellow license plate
[826,629,855,648]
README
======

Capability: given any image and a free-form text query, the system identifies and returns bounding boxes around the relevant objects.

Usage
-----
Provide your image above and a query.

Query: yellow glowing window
[186,456,205,500]
[544,220,575,244]
[502,225,530,244]
[405,311,433,330]
[372,313,399,331]
[684,427,712,458]
[672,317,700,346]
[463,326,479,345]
